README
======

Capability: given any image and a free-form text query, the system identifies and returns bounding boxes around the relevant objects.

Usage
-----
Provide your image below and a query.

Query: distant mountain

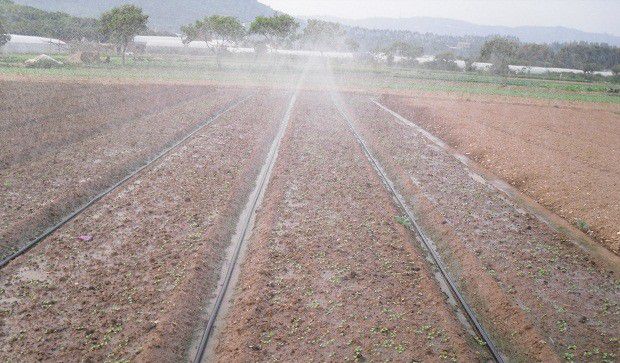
[322,16,620,46]
[11,0,275,31]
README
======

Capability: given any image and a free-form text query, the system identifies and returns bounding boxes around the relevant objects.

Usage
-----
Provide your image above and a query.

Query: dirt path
[343,94,619,361]
[0,90,290,362]
[213,86,487,361]
[0,87,245,260]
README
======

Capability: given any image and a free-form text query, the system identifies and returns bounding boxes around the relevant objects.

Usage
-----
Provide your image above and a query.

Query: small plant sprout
[575,219,590,232]
[353,346,364,361]
[557,320,568,332]
[395,215,412,228]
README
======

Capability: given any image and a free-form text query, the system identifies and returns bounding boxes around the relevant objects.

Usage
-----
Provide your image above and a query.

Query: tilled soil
[0,82,246,259]
[1,66,617,363]
[344,94,619,361]
[0,81,210,168]
[0,91,289,362]
[0,80,131,130]
[214,90,487,362]
[380,94,620,254]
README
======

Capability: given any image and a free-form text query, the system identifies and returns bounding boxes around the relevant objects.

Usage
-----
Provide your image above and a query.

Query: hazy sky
[259,0,620,35]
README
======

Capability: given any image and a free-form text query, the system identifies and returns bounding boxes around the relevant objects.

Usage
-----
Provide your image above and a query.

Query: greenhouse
[1,34,68,54]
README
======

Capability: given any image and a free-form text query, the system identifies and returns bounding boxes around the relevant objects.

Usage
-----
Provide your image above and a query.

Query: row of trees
[96,5,355,66]
[375,41,423,65]
[2,1,355,66]
[95,6,620,73]
[0,0,101,41]
[4,1,618,73]
[373,36,619,73]
[480,36,620,73]
[180,14,354,67]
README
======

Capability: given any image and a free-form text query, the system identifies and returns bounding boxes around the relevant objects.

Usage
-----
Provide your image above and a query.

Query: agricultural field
[379,93,620,254]
[0,78,248,259]
[0,57,618,362]
[335,65,620,104]
[0,54,306,88]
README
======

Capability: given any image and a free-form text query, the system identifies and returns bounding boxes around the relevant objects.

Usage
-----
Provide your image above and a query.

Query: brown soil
[214,89,487,362]
[343,93,619,361]
[380,93,620,254]
[0,80,210,168]
[1,65,617,363]
[0,80,246,259]
[0,71,305,94]
[0,91,289,361]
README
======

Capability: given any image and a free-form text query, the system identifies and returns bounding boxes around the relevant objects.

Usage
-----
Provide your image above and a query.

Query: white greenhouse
[1,34,69,54]
[132,36,353,58]
[133,35,236,54]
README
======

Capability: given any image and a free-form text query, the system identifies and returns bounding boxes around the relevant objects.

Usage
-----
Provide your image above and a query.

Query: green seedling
[354,346,364,361]
[557,320,568,332]
[395,216,412,228]
[575,219,589,232]
[538,268,550,277]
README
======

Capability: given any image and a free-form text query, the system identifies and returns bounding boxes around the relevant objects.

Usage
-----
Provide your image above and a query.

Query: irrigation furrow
[192,80,303,363]
[330,90,505,363]
[0,94,252,269]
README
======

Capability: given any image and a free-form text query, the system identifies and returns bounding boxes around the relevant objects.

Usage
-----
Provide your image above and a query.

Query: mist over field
[0,1,618,362]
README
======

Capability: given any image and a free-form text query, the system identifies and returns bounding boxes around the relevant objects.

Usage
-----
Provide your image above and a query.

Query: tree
[516,43,554,66]
[380,41,423,66]
[100,5,148,65]
[390,41,424,58]
[479,36,519,74]
[435,51,456,61]
[302,20,346,54]
[249,13,298,49]
[478,38,619,73]
[554,42,619,72]
[0,20,9,47]
[479,36,519,62]
[612,64,620,76]
[182,15,245,68]
[426,51,462,71]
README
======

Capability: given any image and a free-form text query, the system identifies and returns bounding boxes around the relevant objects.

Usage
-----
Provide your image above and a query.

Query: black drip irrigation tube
[0,94,253,270]
[192,84,304,363]
[331,92,505,363]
